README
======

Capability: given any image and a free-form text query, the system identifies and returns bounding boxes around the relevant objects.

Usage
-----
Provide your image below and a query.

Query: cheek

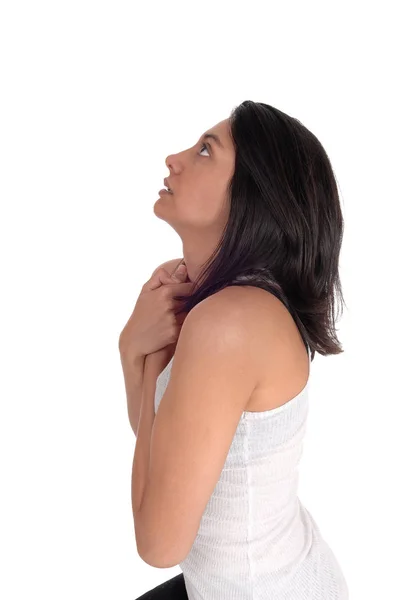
[181,186,226,226]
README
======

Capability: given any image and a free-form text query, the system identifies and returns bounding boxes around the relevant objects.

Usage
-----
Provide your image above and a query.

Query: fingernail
[172,264,186,279]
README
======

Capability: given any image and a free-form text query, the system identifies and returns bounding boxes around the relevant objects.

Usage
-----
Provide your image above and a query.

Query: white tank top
[154,345,349,599]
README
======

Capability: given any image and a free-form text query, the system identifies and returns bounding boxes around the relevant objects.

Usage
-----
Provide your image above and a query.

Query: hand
[118,261,193,365]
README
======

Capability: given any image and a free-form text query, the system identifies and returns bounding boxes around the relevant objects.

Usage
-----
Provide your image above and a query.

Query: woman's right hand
[118,262,193,363]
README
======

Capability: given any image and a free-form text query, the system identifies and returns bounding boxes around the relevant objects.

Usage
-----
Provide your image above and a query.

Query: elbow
[134,512,188,568]
[138,544,180,569]
[136,530,184,568]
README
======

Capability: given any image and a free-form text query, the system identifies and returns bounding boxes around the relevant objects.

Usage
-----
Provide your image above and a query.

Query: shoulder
[137,287,278,567]
[187,284,288,330]
[183,284,307,385]
[184,284,265,329]
[179,285,286,375]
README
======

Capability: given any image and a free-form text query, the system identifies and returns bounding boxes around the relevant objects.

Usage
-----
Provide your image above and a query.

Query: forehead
[202,118,232,150]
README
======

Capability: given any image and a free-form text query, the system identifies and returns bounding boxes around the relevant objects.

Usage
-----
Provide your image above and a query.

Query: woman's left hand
[142,263,188,391]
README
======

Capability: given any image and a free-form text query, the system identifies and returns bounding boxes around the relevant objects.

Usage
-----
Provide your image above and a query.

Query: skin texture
[135,286,266,567]
[133,120,310,567]
[153,118,235,286]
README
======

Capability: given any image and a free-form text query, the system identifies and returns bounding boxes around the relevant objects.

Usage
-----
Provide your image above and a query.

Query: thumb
[171,263,187,280]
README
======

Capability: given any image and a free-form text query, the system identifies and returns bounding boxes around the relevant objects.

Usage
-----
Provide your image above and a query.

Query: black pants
[135,573,188,599]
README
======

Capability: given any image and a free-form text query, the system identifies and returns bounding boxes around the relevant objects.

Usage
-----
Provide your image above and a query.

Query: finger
[169,283,195,309]
[143,269,175,291]
[173,281,194,292]
[170,263,187,281]
[170,258,186,275]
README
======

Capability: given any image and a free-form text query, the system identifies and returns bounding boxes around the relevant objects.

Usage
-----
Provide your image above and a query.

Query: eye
[198,143,210,157]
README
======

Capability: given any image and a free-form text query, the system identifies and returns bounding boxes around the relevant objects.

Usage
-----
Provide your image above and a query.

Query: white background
[1,1,408,598]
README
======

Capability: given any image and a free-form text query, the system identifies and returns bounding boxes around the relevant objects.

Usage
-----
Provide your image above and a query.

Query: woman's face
[154,118,236,237]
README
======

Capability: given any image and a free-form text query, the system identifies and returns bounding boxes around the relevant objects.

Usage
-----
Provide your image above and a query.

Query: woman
[126,100,349,599]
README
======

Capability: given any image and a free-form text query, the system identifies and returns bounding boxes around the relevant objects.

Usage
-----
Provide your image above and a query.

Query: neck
[181,236,221,285]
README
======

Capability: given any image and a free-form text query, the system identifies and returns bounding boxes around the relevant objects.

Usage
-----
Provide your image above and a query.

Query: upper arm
[135,288,261,568]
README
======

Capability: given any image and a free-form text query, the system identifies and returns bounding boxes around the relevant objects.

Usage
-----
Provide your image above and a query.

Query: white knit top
[154,346,349,599]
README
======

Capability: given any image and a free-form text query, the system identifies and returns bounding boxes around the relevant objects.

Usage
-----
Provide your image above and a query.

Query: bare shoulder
[207,285,310,411]
[206,283,290,324]
[187,284,307,362]
[186,284,282,370]
[190,284,275,327]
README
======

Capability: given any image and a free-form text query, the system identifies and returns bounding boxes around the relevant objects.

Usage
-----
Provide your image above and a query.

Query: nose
[165,153,178,170]
[166,148,186,173]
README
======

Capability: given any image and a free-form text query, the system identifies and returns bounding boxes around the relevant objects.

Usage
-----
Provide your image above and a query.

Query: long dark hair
[172,100,346,361]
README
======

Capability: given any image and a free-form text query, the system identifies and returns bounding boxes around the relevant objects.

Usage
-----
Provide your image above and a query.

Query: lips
[164,177,173,192]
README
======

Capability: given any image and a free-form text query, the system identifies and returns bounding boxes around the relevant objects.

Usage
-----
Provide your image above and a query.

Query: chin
[153,201,166,217]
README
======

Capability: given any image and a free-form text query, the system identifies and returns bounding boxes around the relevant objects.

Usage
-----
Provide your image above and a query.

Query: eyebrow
[203,132,224,149]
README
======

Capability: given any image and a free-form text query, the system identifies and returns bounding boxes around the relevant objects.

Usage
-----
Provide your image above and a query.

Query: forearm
[132,351,167,557]
[120,352,146,437]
